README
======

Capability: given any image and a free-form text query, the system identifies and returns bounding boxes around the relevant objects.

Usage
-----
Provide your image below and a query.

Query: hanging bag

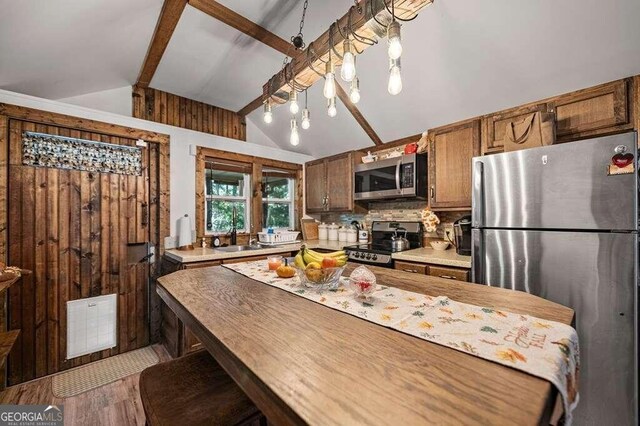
[503,111,556,152]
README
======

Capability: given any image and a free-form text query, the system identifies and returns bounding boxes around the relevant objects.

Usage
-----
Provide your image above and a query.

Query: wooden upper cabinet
[482,103,548,153]
[428,119,481,210]
[305,152,354,213]
[326,153,353,211]
[305,160,327,213]
[548,78,632,142]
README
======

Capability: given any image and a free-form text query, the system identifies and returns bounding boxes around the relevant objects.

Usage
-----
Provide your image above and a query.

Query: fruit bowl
[295,265,345,291]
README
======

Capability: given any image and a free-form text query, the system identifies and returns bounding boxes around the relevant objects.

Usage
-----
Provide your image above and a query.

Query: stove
[344,221,424,268]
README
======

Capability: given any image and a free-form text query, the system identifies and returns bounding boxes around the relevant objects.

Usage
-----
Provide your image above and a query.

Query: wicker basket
[257,231,300,244]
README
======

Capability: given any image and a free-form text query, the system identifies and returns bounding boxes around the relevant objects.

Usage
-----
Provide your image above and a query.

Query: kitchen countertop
[164,239,346,263]
[392,247,472,268]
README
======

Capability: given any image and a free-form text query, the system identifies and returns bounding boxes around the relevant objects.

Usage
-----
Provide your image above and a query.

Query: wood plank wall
[132,86,246,141]
[6,120,151,385]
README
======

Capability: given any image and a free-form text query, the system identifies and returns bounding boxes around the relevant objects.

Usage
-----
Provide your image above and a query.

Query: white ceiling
[1,0,640,157]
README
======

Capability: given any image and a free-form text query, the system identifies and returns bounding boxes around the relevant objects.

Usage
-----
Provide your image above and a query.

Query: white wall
[0,88,315,237]
[57,86,133,117]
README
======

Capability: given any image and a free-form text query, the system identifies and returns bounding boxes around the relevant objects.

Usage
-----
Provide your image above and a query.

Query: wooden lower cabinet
[394,260,470,282]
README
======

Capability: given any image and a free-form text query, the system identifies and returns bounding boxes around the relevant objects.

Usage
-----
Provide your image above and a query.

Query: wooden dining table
[156,263,574,426]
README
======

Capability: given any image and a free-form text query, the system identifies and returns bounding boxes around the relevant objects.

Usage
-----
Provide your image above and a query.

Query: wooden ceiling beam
[335,82,383,145]
[136,0,188,88]
[237,95,265,118]
[263,0,433,102]
[188,0,293,56]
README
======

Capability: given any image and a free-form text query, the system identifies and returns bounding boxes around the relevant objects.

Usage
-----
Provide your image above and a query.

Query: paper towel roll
[177,214,193,249]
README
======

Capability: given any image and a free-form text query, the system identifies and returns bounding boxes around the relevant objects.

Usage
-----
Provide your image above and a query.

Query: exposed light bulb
[387,21,402,60]
[301,108,310,130]
[290,118,300,146]
[327,97,337,117]
[388,58,402,95]
[349,77,360,104]
[340,39,356,82]
[323,61,337,99]
[289,90,299,114]
[263,101,273,124]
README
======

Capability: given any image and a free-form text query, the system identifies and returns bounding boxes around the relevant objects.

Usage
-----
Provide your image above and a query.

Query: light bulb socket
[349,77,360,103]
[327,97,337,117]
[325,60,335,75]
[290,118,298,130]
[289,90,297,102]
[389,57,401,70]
[302,108,310,121]
[343,39,353,55]
[387,20,401,41]
[263,101,271,113]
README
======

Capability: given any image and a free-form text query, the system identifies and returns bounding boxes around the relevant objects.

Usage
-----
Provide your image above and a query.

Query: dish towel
[223,261,580,424]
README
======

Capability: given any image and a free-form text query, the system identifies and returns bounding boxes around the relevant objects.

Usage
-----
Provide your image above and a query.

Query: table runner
[223,261,580,424]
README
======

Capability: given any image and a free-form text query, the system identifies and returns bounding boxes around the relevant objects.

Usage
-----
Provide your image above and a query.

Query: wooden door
[482,103,548,154]
[548,78,632,142]
[326,153,353,212]
[305,160,327,213]
[6,120,150,385]
[429,120,480,210]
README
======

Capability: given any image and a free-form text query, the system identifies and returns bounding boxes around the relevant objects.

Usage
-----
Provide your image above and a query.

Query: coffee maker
[449,216,472,256]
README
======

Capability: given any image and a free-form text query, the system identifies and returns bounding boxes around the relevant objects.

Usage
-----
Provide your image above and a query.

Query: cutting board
[300,219,319,241]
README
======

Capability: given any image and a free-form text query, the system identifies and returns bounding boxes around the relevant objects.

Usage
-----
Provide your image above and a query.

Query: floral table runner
[223,261,580,424]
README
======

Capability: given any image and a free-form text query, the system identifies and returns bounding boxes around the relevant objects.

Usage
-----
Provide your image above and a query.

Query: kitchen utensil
[391,229,410,251]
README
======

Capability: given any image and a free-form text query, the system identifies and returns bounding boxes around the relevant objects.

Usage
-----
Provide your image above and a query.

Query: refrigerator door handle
[471,229,483,284]
[472,161,484,227]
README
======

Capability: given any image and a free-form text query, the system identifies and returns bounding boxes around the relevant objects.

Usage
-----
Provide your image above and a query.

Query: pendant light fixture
[263,100,273,124]
[341,39,356,82]
[327,97,337,117]
[388,58,402,95]
[301,89,310,129]
[290,118,300,146]
[323,57,337,99]
[289,89,299,114]
[349,76,360,104]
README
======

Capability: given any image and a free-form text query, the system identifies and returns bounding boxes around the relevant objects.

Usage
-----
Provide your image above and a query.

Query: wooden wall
[0,104,171,385]
[132,86,246,141]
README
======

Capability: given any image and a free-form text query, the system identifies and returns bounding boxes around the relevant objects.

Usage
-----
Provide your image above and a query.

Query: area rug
[52,346,159,398]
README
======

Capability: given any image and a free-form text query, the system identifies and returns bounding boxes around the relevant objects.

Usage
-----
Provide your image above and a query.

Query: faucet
[230,207,237,245]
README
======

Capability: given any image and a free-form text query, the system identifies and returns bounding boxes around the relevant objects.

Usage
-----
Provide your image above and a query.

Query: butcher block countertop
[392,247,472,268]
[157,263,574,425]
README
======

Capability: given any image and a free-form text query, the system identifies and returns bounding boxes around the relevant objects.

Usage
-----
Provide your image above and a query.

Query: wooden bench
[140,350,264,426]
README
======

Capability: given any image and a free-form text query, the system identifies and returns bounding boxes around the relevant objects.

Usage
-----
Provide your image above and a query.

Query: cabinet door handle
[403,269,419,273]
[430,186,435,199]
[141,202,148,227]
[439,275,456,279]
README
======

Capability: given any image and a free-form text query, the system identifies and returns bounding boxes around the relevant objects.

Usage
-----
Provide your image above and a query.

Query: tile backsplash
[309,200,470,239]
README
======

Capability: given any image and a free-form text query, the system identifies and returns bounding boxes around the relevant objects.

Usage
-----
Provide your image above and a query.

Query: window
[205,163,251,234]
[262,169,295,230]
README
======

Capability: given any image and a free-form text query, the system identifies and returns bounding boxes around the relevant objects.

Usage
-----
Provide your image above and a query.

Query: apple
[321,257,338,269]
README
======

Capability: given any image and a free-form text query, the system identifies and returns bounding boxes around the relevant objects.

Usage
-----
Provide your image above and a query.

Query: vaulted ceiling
[1,0,640,158]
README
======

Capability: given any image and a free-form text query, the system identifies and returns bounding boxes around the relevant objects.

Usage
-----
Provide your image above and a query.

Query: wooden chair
[140,350,264,426]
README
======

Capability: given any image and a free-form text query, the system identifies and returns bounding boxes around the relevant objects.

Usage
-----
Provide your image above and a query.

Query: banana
[306,248,346,258]
[294,252,306,269]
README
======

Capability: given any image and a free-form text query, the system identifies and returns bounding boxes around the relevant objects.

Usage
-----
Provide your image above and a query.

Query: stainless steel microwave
[354,153,427,201]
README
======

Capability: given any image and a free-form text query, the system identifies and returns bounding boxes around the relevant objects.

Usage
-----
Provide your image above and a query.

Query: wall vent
[67,294,117,359]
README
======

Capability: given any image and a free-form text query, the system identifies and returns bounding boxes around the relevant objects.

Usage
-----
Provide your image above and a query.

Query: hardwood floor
[0,345,171,425]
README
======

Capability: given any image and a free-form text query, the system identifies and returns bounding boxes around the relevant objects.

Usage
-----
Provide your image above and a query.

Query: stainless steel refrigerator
[471,132,638,425]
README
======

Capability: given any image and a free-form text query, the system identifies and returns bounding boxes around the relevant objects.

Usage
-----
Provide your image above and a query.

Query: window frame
[262,177,295,230]
[195,147,303,240]
[204,169,252,235]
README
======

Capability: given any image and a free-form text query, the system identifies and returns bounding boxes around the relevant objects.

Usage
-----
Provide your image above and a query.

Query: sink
[216,245,262,253]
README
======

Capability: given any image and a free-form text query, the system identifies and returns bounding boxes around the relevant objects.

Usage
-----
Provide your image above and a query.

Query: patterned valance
[22,132,142,176]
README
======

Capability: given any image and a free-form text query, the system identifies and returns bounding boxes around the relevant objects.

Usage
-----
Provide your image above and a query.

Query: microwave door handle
[395,160,402,194]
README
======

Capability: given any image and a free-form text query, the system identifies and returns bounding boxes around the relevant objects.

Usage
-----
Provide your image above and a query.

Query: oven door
[354,156,406,200]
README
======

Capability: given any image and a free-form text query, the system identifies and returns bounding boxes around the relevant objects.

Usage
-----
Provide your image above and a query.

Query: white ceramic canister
[318,223,329,240]
[347,228,358,243]
[338,226,348,242]
[328,223,339,241]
